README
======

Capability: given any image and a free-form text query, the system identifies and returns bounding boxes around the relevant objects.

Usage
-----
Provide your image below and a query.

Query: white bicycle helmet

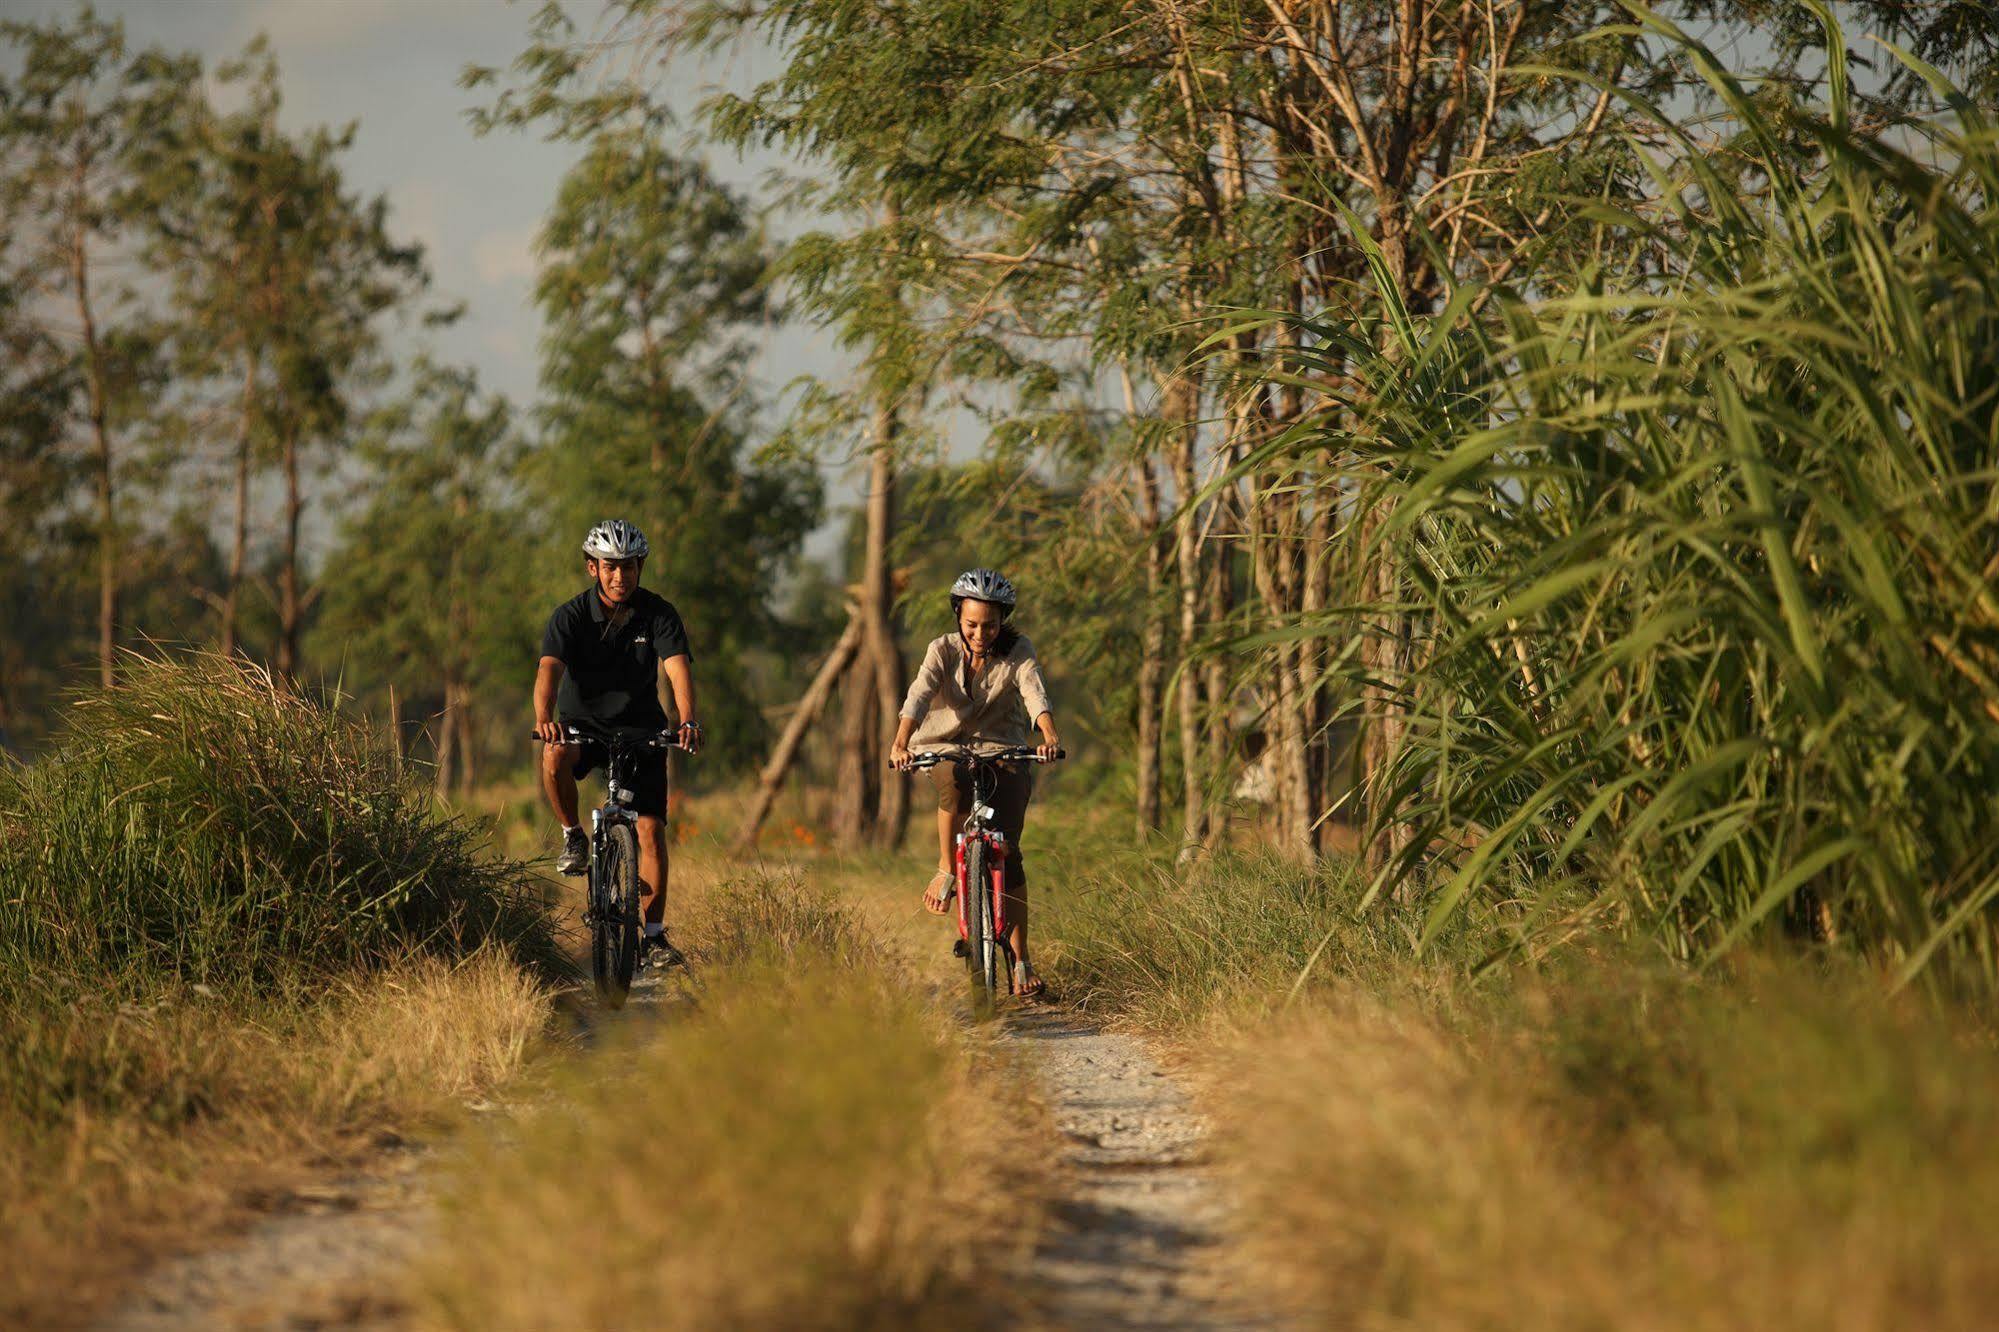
[949,567,1016,618]
[582,518,650,561]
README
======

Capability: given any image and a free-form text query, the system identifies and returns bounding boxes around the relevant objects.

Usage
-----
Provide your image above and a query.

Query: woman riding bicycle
[889,568,1061,998]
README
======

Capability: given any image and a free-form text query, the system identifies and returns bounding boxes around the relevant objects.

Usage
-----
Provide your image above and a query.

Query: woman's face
[958,598,1005,654]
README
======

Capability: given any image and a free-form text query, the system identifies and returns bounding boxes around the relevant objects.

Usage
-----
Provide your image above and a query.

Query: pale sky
[2,0,873,552]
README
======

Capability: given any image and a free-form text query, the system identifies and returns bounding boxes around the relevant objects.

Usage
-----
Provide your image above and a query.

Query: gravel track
[1002,1006,1275,1331]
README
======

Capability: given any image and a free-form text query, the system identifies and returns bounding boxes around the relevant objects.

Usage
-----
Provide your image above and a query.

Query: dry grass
[1220,958,1999,1331]
[411,879,1048,1331]
[0,951,551,1328]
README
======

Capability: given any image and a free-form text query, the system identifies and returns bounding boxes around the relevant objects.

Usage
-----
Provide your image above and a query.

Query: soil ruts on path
[1003,1007,1277,1331]
[93,966,695,1332]
[96,1144,432,1332]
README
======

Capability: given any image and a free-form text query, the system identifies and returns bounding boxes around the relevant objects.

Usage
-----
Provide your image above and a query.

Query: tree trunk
[1358,493,1408,875]
[1298,470,1334,852]
[1249,468,1313,860]
[69,197,116,689]
[456,686,477,793]
[277,424,302,676]
[832,663,881,847]
[1201,484,1233,844]
[1163,369,1206,856]
[1134,455,1167,834]
[861,398,908,850]
[222,352,257,657]
[434,685,457,799]
[388,683,404,773]
[736,611,863,851]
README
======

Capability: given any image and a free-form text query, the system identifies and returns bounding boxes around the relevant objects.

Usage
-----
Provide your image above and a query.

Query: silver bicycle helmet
[949,567,1016,617]
[582,518,650,561]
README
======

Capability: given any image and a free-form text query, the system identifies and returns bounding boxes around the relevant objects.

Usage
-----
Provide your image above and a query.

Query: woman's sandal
[1012,960,1046,999]
[921,869,956,915]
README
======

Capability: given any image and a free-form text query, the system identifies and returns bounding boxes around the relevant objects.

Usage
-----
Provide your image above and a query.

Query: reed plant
[1252,14,1999,993]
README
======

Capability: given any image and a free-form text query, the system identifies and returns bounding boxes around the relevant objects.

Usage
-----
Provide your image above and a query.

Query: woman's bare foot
[1012,959,1046,999]
[922,868,955,915]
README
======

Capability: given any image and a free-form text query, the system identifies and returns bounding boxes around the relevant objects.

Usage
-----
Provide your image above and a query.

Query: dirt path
[93,966,696,1332]
[1004,1006,1269,1330]
[97,861,1260,1331]
[96,1145,432,1332]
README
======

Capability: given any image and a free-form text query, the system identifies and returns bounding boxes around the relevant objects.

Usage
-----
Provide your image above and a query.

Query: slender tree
[499,64,819,772]
[0,10,184,687]
[315,364,528,792]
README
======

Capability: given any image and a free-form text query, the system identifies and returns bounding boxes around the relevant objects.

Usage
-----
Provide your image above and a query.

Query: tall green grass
[0,653,556,992]
[1255,14,1999,993]
[1038,844,1505,1026]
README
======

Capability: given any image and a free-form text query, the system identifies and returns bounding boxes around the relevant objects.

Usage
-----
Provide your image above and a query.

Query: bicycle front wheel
[593,821,641,1007]
[964,837,999,995]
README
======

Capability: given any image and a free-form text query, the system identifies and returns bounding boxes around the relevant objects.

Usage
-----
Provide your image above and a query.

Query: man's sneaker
[640,932,685,970]
[556,827,589,876]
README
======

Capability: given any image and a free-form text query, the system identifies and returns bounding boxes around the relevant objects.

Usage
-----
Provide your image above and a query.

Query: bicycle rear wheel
[964,838,999,995]
[592,822,641,1006]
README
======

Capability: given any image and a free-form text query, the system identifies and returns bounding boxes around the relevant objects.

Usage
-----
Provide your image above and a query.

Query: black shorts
[570,741,669,820]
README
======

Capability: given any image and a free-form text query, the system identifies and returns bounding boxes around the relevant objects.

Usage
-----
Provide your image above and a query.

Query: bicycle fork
[953,829,1012,950]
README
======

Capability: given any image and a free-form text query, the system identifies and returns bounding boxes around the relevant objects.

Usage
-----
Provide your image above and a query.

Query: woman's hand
[1035,732,1061,762]
[889,742,912,770]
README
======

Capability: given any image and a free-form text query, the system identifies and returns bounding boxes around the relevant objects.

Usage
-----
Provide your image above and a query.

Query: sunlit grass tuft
[413,959,1045,1330]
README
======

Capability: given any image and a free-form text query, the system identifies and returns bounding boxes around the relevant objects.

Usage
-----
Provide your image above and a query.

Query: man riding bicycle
[533,519,701,965]
[890,568,1061,998]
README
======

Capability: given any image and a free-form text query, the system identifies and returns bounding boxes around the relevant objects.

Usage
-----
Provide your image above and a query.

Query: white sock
[562,824,581,836]
[645,923,665,939]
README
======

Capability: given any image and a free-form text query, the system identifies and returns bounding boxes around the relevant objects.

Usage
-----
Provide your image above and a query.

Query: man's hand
[535,717,565,745]
[677,720,702,755]
[889,742,912,770]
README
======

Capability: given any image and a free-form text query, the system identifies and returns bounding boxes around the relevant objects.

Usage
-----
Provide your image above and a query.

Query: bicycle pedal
[951,939,968,958]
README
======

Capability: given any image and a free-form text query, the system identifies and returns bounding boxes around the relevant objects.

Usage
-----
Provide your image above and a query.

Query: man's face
[589,556,642,605]
[958,598,1004,653]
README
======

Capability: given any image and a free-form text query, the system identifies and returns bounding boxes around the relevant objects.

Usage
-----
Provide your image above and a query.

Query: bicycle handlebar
[529,720,695,752]
[893,745,1064,771]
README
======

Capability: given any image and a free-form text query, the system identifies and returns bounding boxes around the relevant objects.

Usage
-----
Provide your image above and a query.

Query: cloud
[392,178,446,256]
[471,223,539,286]
[235,0,451,56]
[235,0,398,54]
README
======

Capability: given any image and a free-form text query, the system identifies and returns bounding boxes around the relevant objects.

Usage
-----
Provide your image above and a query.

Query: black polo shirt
[539,585,693,727]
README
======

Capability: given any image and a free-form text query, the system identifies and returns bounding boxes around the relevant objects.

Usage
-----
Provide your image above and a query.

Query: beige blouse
[900,632,1054,750]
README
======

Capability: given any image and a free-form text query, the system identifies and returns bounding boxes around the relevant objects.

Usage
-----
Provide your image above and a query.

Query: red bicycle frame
[953,828,1009,944]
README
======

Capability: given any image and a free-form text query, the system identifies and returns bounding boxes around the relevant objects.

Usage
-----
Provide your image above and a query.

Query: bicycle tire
[594,822,641,1006]
[965,838,999,995]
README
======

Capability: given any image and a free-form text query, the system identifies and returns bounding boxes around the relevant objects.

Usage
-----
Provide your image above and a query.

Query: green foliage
[0,654,557,993]
[314,364,533,781]
[1251,19,1999,992]
[515,74,820,776]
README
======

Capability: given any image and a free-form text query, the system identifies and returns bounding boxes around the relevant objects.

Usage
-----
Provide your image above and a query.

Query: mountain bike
[897,745,1063,998]
[534,719,692,1008]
